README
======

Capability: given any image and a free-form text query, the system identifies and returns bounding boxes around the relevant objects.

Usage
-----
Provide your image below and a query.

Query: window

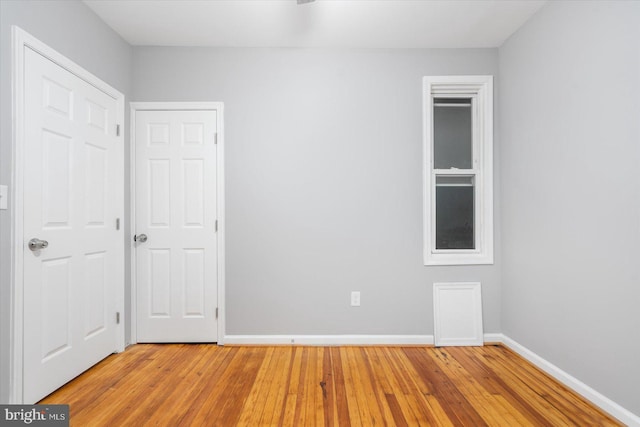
[423,76,493,265]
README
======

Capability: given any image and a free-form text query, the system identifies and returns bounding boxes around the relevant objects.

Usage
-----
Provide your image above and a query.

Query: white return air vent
[433,282,483,346]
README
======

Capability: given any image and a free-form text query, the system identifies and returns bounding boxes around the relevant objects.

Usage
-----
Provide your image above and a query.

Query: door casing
[129,102,225,345]
[10,26,126,404]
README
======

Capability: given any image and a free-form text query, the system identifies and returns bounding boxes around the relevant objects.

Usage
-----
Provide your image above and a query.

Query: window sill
[424,252,494,266]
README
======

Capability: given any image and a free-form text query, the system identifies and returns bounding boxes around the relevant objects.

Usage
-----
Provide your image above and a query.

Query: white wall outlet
[350,291,361,307]
[0,185,7,210]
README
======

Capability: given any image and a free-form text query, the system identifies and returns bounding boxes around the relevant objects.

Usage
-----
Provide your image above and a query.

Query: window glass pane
[434,97,472,169]
[435,176,474,249]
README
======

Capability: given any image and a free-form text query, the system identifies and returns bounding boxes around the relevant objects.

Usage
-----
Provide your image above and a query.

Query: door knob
[134,234,148,243]
[28,238,49,251]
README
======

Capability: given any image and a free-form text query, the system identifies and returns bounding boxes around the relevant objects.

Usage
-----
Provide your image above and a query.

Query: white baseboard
[223,334,434,346]
[483,333,503,344]
[493,334,639,426]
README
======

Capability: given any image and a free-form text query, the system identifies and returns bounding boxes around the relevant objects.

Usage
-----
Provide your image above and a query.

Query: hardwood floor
[40,344,621,426]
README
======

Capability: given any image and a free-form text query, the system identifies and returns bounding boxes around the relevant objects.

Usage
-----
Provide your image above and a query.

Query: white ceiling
[83,0,547,49]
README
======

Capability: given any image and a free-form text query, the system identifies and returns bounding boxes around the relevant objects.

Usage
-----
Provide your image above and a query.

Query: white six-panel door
[134,110,218,342]
[22,47,121,403]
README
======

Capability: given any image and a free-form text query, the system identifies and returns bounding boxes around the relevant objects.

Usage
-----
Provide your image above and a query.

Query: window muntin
[423,76,493,265]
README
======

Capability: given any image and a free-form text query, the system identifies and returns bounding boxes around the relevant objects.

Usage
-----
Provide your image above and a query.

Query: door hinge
[116,124,121,137]
[215,307,218,319]
[214,133,218,145]
[116,312,120,324]
[116,218,120,230]
[215,220,218,232]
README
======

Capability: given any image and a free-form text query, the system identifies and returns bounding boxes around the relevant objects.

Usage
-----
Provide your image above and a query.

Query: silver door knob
[28,238,49,251]
[134,234,148,243]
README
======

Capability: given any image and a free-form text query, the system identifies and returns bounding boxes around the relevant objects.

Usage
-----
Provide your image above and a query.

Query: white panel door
[22,48,120,402]
[135,110,218,342]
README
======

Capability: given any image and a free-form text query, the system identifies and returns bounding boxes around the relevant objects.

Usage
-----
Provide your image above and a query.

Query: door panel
[23,47,119,403]
[135,110,218,342]
[184,249,205,317]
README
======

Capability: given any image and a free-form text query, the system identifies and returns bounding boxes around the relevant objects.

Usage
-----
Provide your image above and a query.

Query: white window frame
[423,75,493,265]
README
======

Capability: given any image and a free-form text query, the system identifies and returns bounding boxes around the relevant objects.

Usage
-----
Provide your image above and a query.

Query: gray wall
[133,47,502,336]
[499,1,640,415]
[0,0,132,403]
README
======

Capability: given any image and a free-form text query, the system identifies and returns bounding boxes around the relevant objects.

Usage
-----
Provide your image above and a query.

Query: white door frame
[10,26,126,404]
[129,102,225,345]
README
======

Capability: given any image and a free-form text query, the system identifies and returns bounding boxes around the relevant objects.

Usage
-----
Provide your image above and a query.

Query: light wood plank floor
[40,344,621,426]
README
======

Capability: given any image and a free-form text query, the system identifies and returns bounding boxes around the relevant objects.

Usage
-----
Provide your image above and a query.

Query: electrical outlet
[0,185,7,210]
[350,291,361,307]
